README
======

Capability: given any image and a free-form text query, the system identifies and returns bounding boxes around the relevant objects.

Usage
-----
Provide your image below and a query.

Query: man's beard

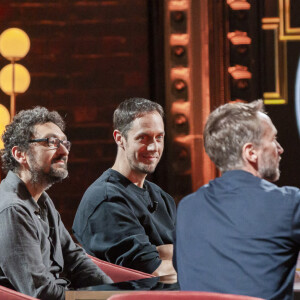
[128,155,160,175]
[28,155,68,189]
[133,163,157,175]
[258,154,280,182]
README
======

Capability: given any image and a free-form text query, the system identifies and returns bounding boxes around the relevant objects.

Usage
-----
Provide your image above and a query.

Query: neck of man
[17,170,46,202]
[112,150,147,188]
[241,162,261,179]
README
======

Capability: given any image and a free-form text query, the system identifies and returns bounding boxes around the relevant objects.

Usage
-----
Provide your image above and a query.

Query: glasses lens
[47,137,71,151]
[48,137,59,148]
[62,141,71,151]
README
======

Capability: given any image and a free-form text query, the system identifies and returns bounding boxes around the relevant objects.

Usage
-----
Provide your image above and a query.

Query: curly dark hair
[113,97,164,138]
[1,106,65,173]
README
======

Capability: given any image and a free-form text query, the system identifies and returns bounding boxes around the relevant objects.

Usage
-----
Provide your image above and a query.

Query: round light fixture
[0,104,10,149]
[0,63,31,95]
[0,28,30,61]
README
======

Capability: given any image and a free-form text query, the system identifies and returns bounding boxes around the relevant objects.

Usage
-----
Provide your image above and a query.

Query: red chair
[0,255,154,300]
[88,254,155,283]
[0,286,38,300]
[107,291,265,300]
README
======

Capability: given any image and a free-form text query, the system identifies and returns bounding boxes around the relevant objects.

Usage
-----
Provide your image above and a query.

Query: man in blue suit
[175,100,300,300]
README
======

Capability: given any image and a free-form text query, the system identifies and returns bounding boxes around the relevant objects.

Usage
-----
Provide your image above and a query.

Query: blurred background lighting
[0,28,30,61]
[0,104,10,149]
[0,63,31,95]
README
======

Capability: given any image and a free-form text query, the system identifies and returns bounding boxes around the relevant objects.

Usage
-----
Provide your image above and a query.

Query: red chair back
[108,291,265,300]
[88,254,154,283]
[0,286,38,300]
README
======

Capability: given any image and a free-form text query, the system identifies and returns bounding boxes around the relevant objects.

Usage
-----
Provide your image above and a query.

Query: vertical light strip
[295,56,300,137]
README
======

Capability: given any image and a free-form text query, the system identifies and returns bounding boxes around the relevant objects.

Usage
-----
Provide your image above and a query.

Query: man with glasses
[0,107,112,300]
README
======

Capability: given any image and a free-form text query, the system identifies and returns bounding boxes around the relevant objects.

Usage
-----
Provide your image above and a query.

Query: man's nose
[57,143,69,155]
[277,141,284,154]
[147,141,158,151]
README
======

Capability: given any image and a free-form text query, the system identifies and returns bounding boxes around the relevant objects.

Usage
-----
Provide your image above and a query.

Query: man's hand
[152,244,177,277]
[156,244,173,260]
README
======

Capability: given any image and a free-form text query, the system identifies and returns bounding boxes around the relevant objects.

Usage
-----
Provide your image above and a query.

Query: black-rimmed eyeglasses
[29,137,71,151]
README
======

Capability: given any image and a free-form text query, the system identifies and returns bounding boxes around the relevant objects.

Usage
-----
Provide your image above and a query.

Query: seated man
[0,107,112,300]
[175,100,300,300]
[73,98,176,276]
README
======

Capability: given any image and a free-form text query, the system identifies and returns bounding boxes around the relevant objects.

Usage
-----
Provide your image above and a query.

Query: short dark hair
[113,97,164,138]
[1,106,65,173]
[204,100,265,172]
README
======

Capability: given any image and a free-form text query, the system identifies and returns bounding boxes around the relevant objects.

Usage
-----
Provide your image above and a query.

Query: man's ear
[113,130,125,149]
[242,143,258,164]
[11,146,27,165]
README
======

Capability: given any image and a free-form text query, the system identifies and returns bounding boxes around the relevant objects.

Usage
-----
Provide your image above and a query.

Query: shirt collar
[4,170,47,214]
[108,168,149,195]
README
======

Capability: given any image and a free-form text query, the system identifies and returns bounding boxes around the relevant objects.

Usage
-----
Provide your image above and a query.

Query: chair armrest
[0,285,38,300]
[87,254,155,283]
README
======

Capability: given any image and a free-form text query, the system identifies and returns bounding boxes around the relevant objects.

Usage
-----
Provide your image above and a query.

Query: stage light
[0,104,10,149]
[0,63,31,95]
[0,28,31,120]
[0,28,30,61]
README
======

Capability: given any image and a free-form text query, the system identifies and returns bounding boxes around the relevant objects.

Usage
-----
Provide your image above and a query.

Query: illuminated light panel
[227,31,252,45]
[263,99,287,105]
[227,0,251,10]
[228,65,252,79]
[295,57,300,137]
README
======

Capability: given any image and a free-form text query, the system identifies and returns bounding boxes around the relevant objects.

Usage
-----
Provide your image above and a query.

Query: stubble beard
[258,154,280,182]
[28,155,68,190]
[129,156,160,175]
[135,163,157,175]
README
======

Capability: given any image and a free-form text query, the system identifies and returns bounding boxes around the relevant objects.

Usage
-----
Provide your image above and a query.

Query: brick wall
[0,0,150,230]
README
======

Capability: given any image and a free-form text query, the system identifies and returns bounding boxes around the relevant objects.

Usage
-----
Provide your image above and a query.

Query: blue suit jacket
[175,170,300,300]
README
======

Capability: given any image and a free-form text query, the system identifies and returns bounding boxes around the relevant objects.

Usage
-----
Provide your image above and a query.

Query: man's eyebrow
[42,134,67,140]
[156,132,165,136]
[136,131,165,136]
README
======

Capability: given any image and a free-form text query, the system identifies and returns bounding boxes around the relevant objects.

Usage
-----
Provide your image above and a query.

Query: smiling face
[26,122,69,188]
[256,113,284,182]
[122,111,165,176]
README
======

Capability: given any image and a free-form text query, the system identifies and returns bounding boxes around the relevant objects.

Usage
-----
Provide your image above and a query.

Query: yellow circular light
[0,63,31,95]
[0,104,10,124]
[0,123,6,149]
[0,28,30,61]
[0,104,10,149]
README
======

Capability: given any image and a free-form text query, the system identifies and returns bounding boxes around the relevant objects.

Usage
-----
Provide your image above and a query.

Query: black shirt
[73,169,176,274]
